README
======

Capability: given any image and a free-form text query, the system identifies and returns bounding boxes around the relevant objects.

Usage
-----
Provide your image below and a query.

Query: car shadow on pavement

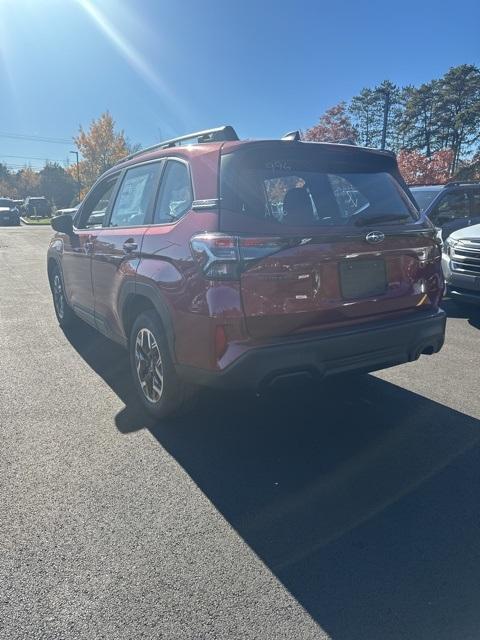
[66,320,480,640]
[443,297,480,330]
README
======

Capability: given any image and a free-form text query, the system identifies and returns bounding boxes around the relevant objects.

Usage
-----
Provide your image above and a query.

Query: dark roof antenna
[281,130,301,141]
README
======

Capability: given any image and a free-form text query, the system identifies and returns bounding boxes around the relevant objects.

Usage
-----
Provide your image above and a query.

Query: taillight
[190,233,290,280]
[415,244,442,263]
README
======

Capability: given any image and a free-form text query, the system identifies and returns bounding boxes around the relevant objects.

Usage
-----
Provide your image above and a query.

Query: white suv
[443,223,480,304]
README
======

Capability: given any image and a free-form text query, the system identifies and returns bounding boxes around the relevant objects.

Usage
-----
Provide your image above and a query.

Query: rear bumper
[0,217,20,225]
[177,308,446,390]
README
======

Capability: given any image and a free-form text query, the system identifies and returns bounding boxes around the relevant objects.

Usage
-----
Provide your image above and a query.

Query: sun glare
[76,0,189,123]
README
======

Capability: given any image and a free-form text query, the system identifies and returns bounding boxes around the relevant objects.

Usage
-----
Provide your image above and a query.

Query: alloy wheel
[134,328,164,403]
[53,273,65,320]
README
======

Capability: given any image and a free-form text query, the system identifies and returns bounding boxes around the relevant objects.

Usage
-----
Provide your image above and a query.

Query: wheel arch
[47,256,66,295]
[119,282,176,359]
[47,256,58,281]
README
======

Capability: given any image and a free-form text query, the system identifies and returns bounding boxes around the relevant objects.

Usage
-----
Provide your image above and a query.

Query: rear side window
[221,145,416,227]
[109,163,162,228]
[154,160,193,223]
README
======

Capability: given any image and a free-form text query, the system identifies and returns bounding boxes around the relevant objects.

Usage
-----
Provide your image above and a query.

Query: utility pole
[70,150,81,204]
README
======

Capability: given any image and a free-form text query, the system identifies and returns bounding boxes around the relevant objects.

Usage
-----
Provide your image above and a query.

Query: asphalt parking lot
[1,225,480,639]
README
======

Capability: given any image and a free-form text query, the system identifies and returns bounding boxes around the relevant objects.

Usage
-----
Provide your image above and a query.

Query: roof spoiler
[119,125,239,164]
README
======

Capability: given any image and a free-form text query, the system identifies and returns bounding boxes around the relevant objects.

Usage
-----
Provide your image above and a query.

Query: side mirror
[51,213,74,235]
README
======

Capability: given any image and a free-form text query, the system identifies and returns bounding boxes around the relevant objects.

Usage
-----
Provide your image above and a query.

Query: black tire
[50,265,77,329]
[129,310,197,419]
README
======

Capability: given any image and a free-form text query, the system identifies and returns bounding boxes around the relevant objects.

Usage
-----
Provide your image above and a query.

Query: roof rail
[119,125,239,164]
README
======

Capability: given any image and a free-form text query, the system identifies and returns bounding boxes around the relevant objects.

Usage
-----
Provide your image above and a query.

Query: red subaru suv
[48,126,446,418]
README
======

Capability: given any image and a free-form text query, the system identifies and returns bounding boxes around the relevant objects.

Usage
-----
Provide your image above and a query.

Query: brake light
[190,233,290,280]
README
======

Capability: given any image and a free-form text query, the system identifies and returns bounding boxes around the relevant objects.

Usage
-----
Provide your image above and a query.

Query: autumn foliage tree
[0,165,40,199]
[70,111,130,193]
[397,149,454,185]
[304,102,357,143]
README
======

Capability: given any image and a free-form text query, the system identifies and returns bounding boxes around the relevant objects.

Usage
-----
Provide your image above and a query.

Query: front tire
[129,310,196,419]
[50,265,76,329]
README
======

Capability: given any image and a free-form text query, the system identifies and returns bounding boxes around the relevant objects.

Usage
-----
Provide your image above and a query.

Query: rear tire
[50,265,77,329]
[129,310,197,419]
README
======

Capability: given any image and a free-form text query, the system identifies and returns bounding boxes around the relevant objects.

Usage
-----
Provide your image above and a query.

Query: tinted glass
[79,177,117,229]
[411,188,441,212]
[154,160,193,223]
[471,192,480,216]
[109,163,161,227]
[221,145,416,227]
[435,191,469,221]
[0,199,14,207]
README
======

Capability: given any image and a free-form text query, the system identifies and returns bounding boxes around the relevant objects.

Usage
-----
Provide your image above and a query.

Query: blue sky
[0,0,479,170]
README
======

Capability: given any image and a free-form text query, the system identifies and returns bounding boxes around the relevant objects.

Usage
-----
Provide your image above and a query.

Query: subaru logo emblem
[365,231,385,244]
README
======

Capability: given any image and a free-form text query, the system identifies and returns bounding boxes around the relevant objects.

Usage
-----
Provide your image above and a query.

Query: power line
[3,164,47,170]
[0,132,73,144]
[2,162,68,171]
[0,154,69,163]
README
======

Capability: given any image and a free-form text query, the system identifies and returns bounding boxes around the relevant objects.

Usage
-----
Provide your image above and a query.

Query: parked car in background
[23,196,51,218]
[0,198,21,226]
[442,223,480,305]
[48,126,446,419]
[410,182,480,240]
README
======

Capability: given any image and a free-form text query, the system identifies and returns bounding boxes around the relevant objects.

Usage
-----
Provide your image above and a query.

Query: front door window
[77,177,118,229]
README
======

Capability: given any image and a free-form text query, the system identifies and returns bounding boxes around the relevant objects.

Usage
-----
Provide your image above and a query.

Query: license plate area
[339,259,387,299]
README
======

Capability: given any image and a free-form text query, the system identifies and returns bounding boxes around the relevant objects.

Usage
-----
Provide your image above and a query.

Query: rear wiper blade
[353,212,411,226]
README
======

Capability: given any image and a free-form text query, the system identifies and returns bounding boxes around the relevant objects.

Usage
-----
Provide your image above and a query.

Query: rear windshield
[0,199,14,207]
[410,188,441,212]
[221,144,417,227]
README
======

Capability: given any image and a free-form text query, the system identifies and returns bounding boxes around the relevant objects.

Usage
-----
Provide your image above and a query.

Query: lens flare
[76,0,190,124]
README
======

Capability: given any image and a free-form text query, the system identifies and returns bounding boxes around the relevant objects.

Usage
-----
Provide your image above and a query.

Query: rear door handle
[123,240,138,253]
